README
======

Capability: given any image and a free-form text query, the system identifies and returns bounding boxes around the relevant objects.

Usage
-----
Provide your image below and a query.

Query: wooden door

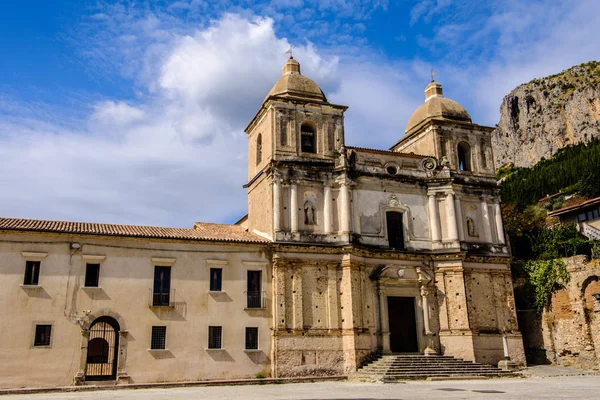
[387,296,419,353]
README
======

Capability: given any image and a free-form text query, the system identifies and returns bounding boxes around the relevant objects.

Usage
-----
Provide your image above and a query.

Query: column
[379,289,391,354]
[420,285,432,335]
[421,285,437,355]
[480,197,493,243]
[290,182,298,234]
[494,201,506,244]
[323,183,333,234]
[445,192,459,241]
[340,181,351,233]
[273,177,281,232]
[428,194,441,242]
[454,196,465,241]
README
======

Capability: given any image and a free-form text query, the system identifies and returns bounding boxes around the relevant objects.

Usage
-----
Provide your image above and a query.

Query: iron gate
[85,317,119,380]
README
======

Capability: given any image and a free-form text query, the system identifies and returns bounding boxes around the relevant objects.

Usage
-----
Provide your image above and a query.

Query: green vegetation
[500,140,600,313]
[521,259,569,313]
[501,138,600,209]
[510,221,585,314]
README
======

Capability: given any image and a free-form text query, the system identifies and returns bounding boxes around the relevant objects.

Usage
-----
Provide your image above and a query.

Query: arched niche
[256,134,262,165]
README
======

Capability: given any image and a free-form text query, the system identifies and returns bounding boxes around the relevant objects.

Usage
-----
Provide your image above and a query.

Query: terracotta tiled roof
[346,146,432,159]
[548,196,600,217]
[0,217,267,244]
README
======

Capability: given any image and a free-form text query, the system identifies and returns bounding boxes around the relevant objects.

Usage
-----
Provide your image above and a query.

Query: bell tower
[244,57,348,241]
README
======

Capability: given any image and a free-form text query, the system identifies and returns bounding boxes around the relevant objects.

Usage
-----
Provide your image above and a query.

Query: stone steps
[349,354,515,382]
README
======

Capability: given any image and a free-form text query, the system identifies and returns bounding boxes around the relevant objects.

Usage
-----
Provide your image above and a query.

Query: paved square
[3,376,600,400]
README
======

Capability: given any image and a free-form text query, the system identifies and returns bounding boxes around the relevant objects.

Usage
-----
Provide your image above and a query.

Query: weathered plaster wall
[353,187,430,249]
[0,233,272,388]
[247,107,274,180]
[247,173,273,239]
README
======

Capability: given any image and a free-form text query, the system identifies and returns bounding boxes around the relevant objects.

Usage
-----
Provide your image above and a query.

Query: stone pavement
[2,375,600,400]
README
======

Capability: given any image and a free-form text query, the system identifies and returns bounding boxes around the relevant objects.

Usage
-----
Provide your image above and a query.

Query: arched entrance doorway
[85,316,119,381]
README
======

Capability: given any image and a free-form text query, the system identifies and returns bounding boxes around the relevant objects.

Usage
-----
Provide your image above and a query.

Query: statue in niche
[466,216,476,237]
[304,201,316,225]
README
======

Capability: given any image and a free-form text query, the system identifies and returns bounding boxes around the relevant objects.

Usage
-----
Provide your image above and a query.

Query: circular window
[387,166,397,175]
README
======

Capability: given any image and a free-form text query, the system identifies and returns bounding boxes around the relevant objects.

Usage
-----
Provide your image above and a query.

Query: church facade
[0,57,525,388]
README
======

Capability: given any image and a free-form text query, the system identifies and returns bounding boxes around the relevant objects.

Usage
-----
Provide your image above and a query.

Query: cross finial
[431,68,438,82]
[284,45,293,58]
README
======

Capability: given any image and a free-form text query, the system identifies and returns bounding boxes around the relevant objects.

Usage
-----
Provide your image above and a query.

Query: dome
[405,81,471,134]
[264,57,327,103]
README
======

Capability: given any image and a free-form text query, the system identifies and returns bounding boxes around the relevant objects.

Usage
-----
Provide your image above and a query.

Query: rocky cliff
[492,61,600,169]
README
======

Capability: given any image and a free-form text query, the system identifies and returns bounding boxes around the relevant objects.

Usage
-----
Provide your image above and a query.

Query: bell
[301,134,314,153]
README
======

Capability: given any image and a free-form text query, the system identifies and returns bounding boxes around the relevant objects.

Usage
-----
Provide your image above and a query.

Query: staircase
[349,354,515,382]
[582,221,600,240]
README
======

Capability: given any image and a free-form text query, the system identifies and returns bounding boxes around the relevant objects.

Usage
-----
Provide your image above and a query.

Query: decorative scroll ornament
[389,194,400,207]
[422,157,437,171]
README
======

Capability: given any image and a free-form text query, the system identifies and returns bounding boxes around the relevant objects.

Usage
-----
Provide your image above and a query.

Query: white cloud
[91,101,146,127]
[2,1,599,228]
[0,13,344,227]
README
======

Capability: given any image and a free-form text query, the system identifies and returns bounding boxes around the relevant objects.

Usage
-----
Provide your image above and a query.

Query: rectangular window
[153,266,171,306]
[386,211,405,250]
[84,263,100,287]
[24,260,41,286]
[245,327,258,350]
[34,324,52,346]
[151,326,167,350]
[209,268,222,291]
[247,270,262,308]
[594,209,600,219]
[578,212,587,222]
[208,326,222,349]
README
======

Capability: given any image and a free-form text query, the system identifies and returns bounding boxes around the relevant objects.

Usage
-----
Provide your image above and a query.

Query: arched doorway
[85,316,120,381]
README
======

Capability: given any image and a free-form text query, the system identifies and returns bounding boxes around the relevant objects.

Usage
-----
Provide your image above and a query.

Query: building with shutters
[0,56,524,388]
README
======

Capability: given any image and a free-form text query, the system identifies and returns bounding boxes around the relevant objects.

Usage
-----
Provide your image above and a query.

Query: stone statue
[466,216,476,237]
[440,155,451,168]
[304,201,316,225]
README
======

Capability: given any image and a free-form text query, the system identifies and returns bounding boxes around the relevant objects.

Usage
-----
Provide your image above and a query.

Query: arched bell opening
[300,122,316,153]
[457,142,472,171]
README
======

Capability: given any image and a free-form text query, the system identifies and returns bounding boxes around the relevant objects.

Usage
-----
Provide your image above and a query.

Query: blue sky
[1,0,599,227]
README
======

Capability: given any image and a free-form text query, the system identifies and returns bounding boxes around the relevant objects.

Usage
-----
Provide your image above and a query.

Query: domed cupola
[405,81,471,135]
[264,57,328,103]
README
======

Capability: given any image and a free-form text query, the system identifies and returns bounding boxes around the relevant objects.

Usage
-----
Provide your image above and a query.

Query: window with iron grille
[34,324,52,346]
[245,327,258,350]
[209,268,222,291]
[208,326,222,349]
[85,263,100,287]
[151,326,167,350]
[24,260,41,286]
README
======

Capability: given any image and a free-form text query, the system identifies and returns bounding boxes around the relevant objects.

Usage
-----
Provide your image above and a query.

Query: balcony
[149,289,175,307]
[245,291,265,309]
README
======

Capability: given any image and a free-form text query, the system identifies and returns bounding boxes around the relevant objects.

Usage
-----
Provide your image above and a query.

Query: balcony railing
[245,291,265,309]
[149,289,175,307]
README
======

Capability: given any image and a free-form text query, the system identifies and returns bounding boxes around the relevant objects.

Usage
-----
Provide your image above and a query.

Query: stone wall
[521,256,600,368]
[271,253,378,377]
